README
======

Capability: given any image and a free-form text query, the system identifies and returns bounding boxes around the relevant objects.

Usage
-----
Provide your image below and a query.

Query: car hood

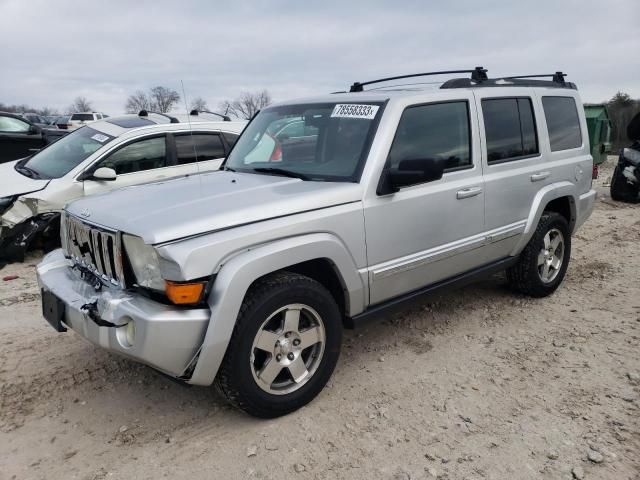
[0,160,50,198]
[66,171,363,244]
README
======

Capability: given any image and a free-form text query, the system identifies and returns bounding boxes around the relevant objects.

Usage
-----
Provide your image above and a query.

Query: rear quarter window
[542,97,582,151]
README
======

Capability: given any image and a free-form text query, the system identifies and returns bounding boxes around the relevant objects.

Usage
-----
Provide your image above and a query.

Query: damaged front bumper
[37,249,211,378]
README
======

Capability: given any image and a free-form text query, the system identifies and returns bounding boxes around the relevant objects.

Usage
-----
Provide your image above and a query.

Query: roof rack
[189,109,231,121]
[349,67,488,92]
[138,109,180,123]
[441,71,577,90]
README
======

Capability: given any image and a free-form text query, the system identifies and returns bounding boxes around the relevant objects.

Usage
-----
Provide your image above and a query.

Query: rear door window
[482,97,539,164]
[542,96,582,151]
[174,133,226,164]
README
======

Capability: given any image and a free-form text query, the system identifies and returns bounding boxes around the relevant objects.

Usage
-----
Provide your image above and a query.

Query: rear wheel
[215,272,342,418]
[507,212,571,297]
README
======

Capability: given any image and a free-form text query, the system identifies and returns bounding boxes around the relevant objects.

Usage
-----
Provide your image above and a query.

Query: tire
[215,271,342,418]
[507,212,571,298]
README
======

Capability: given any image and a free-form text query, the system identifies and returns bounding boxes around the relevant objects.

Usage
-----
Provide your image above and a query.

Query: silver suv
[37,68,596,417]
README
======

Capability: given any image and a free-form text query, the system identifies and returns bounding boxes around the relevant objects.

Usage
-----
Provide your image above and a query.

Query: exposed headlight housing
[122,234,165,291]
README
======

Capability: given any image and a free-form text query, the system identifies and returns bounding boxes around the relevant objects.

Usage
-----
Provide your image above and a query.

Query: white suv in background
[0,111,245,262]
[69,112,107,131]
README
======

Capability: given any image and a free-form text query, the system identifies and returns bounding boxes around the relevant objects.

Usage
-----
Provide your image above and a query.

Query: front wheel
[507,212,571,298]
[215,272,342,418]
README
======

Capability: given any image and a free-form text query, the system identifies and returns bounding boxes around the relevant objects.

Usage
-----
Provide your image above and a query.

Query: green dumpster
[584,104,612,165]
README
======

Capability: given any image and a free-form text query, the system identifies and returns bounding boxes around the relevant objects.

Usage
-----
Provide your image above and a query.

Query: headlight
[0,196,16,214]
[122,234,165,291]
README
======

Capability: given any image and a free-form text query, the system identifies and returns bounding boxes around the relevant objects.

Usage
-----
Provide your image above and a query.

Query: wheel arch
[510,182,577,257]
[187,233,365,386]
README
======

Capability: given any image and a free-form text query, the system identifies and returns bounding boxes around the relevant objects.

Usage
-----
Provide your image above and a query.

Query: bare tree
[149,86,180,113]
[219,90,272,120]
[607,91,640,148]
[68,96,93,113]
[125,90,152,113]
[189,97,208,112]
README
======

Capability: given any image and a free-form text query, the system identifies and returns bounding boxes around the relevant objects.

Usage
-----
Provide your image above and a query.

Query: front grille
[64,214,125,287]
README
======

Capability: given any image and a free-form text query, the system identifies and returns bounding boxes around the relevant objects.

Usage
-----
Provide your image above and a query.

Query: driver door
[364,97,487,305]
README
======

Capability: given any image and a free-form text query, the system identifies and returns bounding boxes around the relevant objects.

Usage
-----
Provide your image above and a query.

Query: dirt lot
[0,159,638,480]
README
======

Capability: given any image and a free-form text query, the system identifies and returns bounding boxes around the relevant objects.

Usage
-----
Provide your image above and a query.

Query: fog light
[116,318,135,348]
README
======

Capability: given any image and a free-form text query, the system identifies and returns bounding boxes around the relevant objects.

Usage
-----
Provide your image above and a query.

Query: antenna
[180,80,201,195]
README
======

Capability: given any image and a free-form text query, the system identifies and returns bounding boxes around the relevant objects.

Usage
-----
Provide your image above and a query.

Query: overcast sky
[1,0,638,115]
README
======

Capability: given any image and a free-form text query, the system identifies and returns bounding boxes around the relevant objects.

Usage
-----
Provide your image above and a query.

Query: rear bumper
[574,189,597,233]
[37,249,211,378]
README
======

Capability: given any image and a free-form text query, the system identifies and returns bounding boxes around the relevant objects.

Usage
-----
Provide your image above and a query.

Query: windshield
[21,127,113,179]
[225,102,384,182]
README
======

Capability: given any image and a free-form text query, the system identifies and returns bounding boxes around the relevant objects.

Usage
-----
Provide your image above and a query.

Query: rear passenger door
[364,96,486,305]
[171,131,227,174]
[474,91,548,260]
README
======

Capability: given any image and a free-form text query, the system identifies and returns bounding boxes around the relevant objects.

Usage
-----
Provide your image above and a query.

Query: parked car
[68,112,107,130]
[51,115,72,130]
[0,111,68,164]
[20,112,51,128]
[37,68,595,418]
[0,111,245,262]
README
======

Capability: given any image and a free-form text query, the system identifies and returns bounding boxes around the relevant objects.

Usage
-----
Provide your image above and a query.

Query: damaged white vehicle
[0,111,245,263]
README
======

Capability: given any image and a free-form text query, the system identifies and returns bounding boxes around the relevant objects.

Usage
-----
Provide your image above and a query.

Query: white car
[0,111,246,262]
[68,112,107,131]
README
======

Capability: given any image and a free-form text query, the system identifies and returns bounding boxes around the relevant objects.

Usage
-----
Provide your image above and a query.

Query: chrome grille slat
[64,214,123,287]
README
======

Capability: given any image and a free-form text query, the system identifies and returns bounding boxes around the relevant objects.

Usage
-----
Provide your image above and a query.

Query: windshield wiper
[15,164,41,179]
[223,166,236,172]
[252,167,310,181]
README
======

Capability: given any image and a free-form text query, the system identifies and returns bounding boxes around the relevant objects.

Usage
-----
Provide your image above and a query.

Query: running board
[346,257,518,329]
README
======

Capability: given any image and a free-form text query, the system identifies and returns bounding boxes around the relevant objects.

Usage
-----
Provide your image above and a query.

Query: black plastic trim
[346,257,518,329]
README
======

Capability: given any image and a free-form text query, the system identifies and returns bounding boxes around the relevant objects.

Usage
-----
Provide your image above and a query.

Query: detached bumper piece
[0,213,59,264]
[37,249,211,378]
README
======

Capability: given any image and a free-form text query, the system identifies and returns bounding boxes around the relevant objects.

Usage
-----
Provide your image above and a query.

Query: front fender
[187,232,364,386]
[510,181,577,256]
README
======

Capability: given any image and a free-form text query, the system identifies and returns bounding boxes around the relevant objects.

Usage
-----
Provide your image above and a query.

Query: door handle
[456,186,483,199]
[530,171,550,182]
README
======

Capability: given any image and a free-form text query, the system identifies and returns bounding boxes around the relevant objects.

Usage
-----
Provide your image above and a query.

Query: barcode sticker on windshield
[331,104,379,119]
[91,133,109,143]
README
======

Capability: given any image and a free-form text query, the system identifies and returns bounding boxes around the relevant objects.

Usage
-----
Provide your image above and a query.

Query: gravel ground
[0,158,638,480]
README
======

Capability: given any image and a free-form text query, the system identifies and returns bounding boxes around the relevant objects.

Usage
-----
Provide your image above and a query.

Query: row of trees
[0,96,93,116]
[1,89,272,120]
[124,87,271,119]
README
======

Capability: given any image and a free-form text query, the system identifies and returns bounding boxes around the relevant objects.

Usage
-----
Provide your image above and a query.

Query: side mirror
[29,124,42,135]
[91,167,117,181]
[378,158,444,194]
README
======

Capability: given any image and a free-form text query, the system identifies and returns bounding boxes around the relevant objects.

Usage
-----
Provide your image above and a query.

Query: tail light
[592,164,599,180]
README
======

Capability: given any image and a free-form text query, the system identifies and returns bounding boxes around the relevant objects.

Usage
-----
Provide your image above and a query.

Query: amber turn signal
[165,281,205,305]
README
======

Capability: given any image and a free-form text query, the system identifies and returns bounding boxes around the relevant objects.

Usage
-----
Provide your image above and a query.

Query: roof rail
[349,67,488,92]
[189,109,231,121]
[138,109,180,123]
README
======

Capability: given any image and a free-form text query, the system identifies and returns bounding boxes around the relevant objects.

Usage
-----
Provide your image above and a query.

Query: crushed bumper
[36,249,211,378]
